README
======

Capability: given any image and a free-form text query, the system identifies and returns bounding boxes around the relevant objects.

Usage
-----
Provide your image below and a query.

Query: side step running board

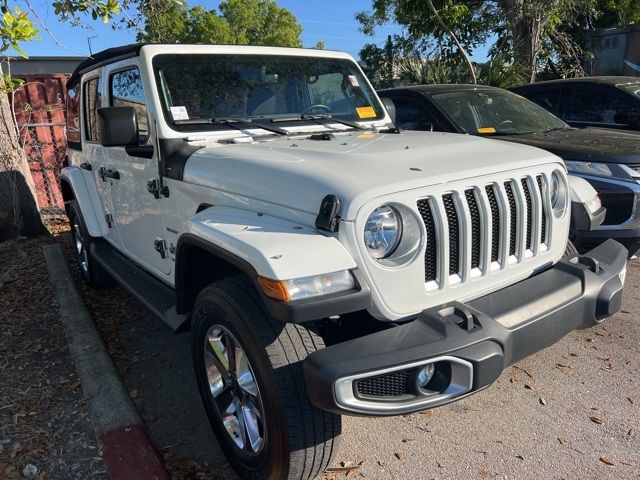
[90,239,190,332]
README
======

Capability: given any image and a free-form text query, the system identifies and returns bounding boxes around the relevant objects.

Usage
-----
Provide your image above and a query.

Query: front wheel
[191,275,341,480]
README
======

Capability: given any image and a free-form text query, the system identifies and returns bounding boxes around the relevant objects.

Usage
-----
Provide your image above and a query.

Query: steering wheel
[300,104,331,115]
[497,119,514,129]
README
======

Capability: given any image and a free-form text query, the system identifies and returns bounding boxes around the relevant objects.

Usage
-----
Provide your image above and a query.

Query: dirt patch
[0,236,105,480]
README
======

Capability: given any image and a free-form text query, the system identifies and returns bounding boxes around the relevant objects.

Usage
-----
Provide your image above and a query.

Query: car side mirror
[381,97,396,124]
[97,106,139,147]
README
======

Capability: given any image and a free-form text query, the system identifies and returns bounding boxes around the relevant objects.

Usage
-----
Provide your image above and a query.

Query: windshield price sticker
[170,106,189,121]
[348,75,360,87]
[477,127,496,134]
[356,106,376,119]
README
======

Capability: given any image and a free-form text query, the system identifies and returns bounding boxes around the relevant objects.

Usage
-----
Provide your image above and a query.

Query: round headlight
[550,171,568,217]
[364,205,402,259]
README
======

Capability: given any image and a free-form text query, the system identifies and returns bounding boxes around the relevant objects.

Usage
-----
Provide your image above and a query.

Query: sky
[14,0,492,61]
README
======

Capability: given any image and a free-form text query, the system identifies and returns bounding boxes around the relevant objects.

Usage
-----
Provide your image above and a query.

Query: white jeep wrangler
[61,43,627,480]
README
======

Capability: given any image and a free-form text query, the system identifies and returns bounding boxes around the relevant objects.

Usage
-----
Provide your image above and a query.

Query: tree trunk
[499,0,561,84]
[0,88,48,241]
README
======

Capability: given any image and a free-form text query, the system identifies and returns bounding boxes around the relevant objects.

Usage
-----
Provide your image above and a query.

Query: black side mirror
[381,97,396,124]
[97,106,139,147]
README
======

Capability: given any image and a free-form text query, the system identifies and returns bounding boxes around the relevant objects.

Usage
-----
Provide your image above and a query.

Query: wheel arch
[175,234,259,315]
[59,166,103,237]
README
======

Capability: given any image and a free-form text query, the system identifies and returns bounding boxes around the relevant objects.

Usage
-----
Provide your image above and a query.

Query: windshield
[430,89,569,135]
[152,54,384,131]
[619,82,640,99]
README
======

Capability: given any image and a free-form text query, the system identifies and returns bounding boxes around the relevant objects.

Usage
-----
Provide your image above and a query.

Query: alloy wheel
[204,325,265,454]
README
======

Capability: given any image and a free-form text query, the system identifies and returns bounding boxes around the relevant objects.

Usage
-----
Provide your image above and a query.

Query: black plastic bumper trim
[304,239,627,416]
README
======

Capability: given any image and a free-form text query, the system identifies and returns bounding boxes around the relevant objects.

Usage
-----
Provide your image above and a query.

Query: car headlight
[564,161,640,184]
[364,205,402,259]
[550,171,569,217]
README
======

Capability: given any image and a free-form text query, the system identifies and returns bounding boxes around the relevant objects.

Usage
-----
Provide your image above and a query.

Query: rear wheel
[191,275,341,480]
[68,200,114,288]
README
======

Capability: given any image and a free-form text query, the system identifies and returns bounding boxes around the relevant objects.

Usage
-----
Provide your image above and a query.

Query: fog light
[417,363,435,388]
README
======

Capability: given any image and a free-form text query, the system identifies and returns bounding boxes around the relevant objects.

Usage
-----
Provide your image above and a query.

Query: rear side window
[84,77,102,142]
[110,67,149,142]
[524,90,562,114]
[66,81,81,147]
[565,87,631,125]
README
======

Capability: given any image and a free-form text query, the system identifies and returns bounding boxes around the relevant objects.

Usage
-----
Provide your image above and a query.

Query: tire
[68,200,114,289]
[564,239,579,258]
[191,275,341,480]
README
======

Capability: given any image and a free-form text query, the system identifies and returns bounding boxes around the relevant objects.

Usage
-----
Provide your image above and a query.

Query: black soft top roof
[67,43,146,87]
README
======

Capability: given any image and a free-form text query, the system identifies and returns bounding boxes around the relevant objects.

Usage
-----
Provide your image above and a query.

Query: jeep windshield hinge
[154,238,167,259]
[147,179,169,199]
[315,194,341,232]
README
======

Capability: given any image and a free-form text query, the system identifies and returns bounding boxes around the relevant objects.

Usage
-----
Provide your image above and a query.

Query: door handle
[98,167,120,181]
[79,162,92,171]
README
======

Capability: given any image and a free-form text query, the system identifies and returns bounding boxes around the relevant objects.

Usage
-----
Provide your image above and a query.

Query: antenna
[87,36,98,56]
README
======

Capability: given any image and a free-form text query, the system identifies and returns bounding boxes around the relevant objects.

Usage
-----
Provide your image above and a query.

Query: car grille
[416,174,551,284]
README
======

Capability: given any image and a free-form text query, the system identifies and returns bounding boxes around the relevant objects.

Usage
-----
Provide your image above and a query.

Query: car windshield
[430,89,569,135]
[618,82,640,99]
[152,54,384,131]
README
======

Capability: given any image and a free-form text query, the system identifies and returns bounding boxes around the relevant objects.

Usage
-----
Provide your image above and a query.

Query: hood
[182,130,562,220]
[494,127,640,164]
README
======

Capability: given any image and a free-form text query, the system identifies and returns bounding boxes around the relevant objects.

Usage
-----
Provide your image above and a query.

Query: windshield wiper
[271,114,372,131]
[174,117,289,136]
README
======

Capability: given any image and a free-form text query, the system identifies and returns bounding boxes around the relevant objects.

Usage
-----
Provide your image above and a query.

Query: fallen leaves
[627,428,636,438]
[394,452,405,460]
[589,416,604,425]
[479,468,493,478]
[512,365,534,378]
[599,456,615,466]
[539,397,548,406]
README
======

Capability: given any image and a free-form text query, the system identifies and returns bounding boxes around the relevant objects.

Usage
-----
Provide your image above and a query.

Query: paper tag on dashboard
[348,75,360,87]
[170,106,189,120]
[356,106,376,119]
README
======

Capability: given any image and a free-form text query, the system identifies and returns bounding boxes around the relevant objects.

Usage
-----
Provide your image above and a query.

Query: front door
[104,63,170,275]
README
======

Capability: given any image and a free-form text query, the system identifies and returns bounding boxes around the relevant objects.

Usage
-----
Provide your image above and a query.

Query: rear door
[80,71,120,244]
[104,61,171,275]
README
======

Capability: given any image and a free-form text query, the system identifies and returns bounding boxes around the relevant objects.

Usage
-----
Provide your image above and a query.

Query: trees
[138,0,303,47]
[356,0,640,85]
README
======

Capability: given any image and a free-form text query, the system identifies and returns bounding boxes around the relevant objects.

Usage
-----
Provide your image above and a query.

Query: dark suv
[511,77,640,131]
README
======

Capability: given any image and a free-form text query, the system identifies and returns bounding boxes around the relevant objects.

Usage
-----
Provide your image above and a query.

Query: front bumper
[304,239,627,416]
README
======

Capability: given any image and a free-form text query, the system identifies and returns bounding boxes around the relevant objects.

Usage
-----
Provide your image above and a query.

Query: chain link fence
[13,75,70,234]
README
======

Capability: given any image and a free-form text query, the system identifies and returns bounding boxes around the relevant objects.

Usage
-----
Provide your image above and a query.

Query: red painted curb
[99,424,170,480]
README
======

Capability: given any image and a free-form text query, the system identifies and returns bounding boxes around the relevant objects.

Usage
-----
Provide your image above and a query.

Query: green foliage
[0,7,39,57]
[52,0,121,25]
[357,0,640,84]
[139,0,303,47]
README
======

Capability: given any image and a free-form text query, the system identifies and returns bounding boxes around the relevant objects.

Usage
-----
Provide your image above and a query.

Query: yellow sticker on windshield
[356,106,377,119]
[478,127,496,134]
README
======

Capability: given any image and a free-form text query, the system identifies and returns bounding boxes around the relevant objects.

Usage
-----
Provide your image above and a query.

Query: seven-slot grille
[417,174,551,284]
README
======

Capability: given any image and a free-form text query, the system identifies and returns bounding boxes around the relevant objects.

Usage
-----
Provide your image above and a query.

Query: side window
[565,87,630,125]
[393,97,439,131]
[66,81,81,146]
[110,67,148,142]
[84,77,102,142]
[524,90,561,114]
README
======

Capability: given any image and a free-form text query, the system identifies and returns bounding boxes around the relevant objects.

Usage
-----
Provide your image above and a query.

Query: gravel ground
[0,237,105,480]
[65,237,639,480]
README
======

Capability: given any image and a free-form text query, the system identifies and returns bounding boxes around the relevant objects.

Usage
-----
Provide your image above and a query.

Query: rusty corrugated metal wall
[12,74,69,223]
